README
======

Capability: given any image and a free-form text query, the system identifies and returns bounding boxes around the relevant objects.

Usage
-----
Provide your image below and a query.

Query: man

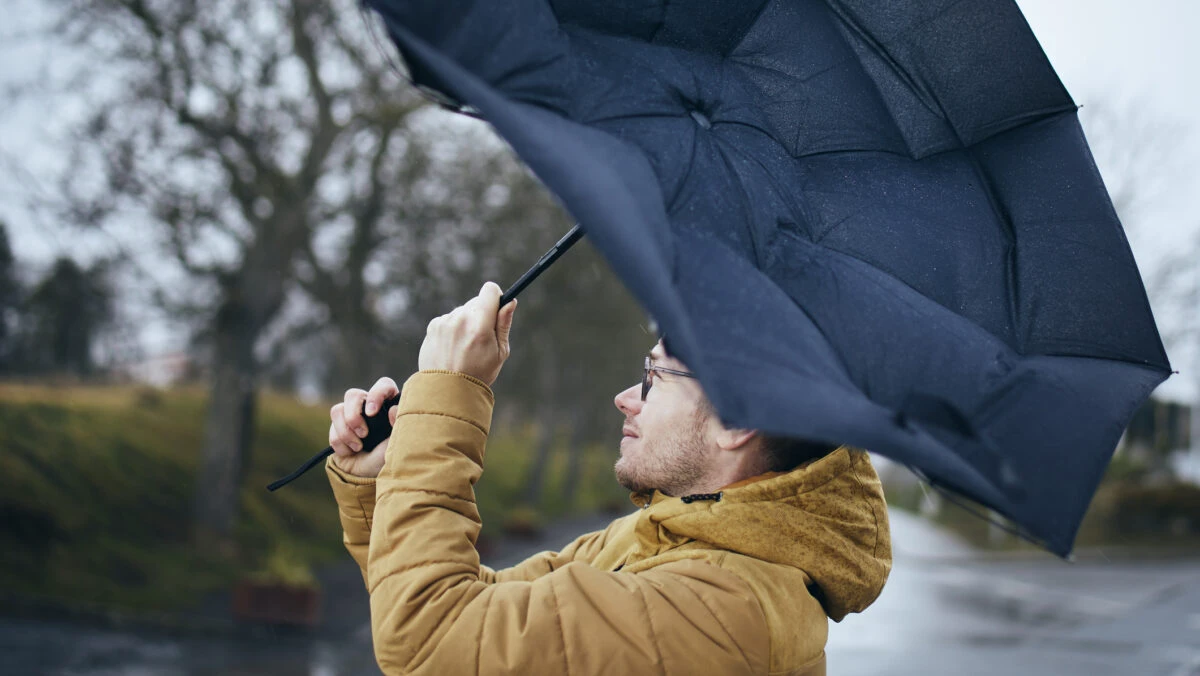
[326,282,891,675]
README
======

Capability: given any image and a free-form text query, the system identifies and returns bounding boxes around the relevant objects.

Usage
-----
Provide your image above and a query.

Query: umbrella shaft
[500,224,584,306]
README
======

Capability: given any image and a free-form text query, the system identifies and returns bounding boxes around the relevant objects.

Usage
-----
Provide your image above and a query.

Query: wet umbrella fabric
[362,0,1170,556]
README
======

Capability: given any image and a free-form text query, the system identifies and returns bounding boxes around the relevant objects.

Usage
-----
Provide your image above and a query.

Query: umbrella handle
[267,224,585,492]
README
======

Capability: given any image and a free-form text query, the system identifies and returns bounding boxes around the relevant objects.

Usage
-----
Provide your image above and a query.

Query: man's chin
[616,475,650,494]
[613,458,648,494]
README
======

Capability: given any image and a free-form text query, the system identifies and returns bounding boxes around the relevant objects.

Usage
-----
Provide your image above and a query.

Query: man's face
[613,341,715,496]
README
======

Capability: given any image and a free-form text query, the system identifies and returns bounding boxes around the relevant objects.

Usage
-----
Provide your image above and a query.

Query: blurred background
[0,0,1196,674]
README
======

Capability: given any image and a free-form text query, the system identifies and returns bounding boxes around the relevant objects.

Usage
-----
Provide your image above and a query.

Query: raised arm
[479,521,617,584]
[328,456,616,587]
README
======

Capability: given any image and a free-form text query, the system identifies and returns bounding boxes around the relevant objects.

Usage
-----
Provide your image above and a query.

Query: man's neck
[672,467,758,497]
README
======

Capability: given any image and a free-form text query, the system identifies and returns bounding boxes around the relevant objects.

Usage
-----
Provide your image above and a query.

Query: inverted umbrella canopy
[362,0,1171,556]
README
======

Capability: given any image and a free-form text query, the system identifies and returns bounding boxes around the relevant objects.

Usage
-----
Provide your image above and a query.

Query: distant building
[117,352,194,387]
[1118,398,1193,476]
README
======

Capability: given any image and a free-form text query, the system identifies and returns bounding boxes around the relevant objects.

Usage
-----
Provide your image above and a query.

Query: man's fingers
[388,404,399,426]
[336,412,362,452]
[329,422,349,456]
[341,388,369,438]
[366,377,399,416]
[478,281,502,318]
[462,282,502,335]
[329,416,359,456]
[418,282,511,379]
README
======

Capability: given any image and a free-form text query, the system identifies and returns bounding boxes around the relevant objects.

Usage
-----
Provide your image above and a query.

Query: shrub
[1101,482,1200,538]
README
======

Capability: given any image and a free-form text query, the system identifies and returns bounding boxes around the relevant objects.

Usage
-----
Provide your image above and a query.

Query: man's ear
[716,427,759,451]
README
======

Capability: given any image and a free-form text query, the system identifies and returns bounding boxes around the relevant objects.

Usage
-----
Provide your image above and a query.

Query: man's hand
[418,281,517,386]
[329,377,400,478]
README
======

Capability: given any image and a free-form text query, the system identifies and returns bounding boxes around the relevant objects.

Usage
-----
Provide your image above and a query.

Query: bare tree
[1081,99,1200,464]
[1080,101,1181,231]
[51,0,429,540]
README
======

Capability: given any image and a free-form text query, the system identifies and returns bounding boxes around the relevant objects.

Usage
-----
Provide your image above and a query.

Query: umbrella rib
[730,53,857,87]
[645,3,669,44]
[665,124,702,213]
[711,141,765,267]
[823,1,962,153]
[968,105,1079,144]
[963,148,1021,349]
[909,465,1049,552]
[585,110,692,126]
[715,133,813,242]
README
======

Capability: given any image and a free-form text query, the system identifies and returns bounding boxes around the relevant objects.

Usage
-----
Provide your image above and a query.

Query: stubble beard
[614,408,711,497]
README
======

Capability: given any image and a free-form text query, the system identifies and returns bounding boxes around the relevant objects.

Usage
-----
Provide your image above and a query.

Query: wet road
[3,511,1198,675]
[827,511,1200,676]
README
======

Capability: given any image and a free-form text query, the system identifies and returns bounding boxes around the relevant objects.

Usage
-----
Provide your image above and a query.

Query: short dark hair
[694,395,837,473]
[759,435,840,473]
[662,341,840,473]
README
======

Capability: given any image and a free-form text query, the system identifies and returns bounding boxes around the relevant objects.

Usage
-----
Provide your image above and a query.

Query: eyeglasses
[642,356,696,401]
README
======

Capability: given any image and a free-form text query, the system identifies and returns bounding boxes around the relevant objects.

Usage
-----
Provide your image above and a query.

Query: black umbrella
[314,0,1170,557]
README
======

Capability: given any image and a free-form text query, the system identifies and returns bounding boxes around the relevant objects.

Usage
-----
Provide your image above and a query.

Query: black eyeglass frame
[642,356,696,401]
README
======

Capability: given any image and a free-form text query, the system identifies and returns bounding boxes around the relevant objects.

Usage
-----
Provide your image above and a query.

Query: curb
[0,591,316,642]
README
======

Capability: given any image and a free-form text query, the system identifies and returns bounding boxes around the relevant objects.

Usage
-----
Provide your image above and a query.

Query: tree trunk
[336,321,382,394]
[193,299,260,543]
[522,345,560,507]
[522,402,558,508]
[560,406,589,508]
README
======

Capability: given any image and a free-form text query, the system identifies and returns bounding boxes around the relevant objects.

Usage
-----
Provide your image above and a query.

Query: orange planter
[231,580,321,627]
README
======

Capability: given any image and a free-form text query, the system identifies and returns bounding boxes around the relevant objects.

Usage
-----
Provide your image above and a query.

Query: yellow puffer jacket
[327,371,891,676]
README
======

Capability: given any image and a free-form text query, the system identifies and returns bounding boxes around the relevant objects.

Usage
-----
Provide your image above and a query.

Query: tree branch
[290,1,340,194]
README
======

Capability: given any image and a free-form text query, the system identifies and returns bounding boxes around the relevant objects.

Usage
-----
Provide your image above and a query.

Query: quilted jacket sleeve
[478,526,610,584]
[327,452,612,586]
[366,371,771,676]
[327,461,378,584]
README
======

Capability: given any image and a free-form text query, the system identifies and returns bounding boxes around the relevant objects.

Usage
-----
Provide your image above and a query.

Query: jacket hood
[630,447,892,621]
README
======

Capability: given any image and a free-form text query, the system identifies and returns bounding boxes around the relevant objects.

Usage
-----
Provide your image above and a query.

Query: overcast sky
[1,0,1198,397]
[1018,0,1200,246]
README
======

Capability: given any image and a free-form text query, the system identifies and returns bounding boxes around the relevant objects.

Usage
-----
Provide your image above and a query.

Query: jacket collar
[623,447,892,621]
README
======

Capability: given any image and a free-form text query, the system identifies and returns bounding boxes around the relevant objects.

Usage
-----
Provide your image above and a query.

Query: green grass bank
[0,383,628,612]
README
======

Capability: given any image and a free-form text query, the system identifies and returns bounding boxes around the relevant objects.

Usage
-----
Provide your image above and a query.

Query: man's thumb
[496,299,517,352]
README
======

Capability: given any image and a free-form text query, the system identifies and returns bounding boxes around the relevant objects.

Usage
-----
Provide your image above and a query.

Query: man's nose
[614,383,642,416]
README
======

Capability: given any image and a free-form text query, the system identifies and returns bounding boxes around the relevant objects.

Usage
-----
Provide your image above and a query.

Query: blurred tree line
[29,0,653,544]
[0,222,121,378]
